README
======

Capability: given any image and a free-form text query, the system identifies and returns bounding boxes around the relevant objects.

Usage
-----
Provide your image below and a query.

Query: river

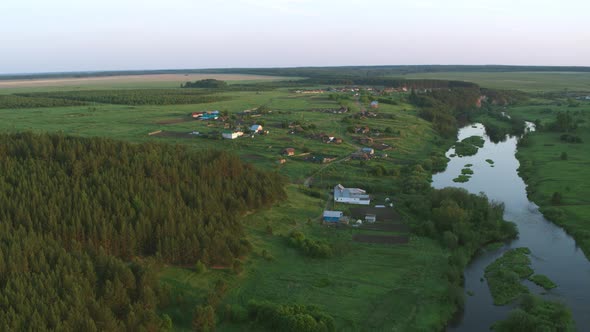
[433,123,590,331]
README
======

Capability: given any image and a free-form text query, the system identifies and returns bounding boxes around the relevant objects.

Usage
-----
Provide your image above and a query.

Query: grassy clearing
[219,189,454,331]
[484,248,533,305]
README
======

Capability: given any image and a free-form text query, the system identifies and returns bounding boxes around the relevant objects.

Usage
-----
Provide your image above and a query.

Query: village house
[359,137,374,145]
[222,130,244,140]
[361,147,375,155]
[282,148,295,156]
[277,158,287,164]
[333,138,343,144]
[200,111,219,120]
[356,126,370,134]
[334,184,370,205]
[191,112,204,118]
[323,210,343,223]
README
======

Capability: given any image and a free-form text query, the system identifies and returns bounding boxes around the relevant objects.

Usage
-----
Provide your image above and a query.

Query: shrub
[551,192,563,205]
[195,260,207,274]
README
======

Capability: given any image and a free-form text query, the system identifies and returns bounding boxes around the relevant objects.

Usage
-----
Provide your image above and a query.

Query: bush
[247,300,336,332]
[195,260,207,274]
[288,231,332,258]
[551,192,563,205]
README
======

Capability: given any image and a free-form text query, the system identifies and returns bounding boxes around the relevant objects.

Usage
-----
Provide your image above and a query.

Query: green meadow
[510,100,590,255]
[405,72,590,92]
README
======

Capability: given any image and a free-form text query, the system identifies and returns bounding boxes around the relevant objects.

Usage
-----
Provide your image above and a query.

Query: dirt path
[303,154,350,188]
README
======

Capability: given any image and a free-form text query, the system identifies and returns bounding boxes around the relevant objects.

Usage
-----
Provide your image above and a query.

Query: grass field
[510,101,590,255]
[0,73,295,94]
[404,72,590,92]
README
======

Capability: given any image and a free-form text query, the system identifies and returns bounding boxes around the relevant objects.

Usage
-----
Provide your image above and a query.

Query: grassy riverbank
[512,101,590,256]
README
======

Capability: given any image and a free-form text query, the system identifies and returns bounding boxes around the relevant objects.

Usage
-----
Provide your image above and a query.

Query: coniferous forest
[0,132,286,330]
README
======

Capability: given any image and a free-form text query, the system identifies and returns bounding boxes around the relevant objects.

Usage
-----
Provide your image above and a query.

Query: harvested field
[352,234,409,244]
[0,73,291,89]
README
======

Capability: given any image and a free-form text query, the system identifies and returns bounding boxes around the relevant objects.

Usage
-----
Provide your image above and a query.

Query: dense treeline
[0,94,87,109]
[0,132,286,329]
[181,79,228,89]
[399,184,518,313]
[409,87,482,137]
[299,77,478,89]
[0,133,285,265]
[16,89,230,106]
[0,232,167,331]
[408,187,517,255]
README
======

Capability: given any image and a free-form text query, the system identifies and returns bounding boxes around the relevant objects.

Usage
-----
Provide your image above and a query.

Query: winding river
[433,123,590,331]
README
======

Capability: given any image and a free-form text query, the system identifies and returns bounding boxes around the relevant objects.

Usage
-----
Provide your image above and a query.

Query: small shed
[370,101,379,109]
[365,214,377,223]
[323,211,343,223]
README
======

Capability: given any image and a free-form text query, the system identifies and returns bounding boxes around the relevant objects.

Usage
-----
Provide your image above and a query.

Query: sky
[1,0,589,74]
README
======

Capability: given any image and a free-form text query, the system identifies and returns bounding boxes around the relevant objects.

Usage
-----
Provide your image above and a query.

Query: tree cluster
[409,87,481,138]
[247,300,336,332]
[181,79,228,89]
[288,231,332,258]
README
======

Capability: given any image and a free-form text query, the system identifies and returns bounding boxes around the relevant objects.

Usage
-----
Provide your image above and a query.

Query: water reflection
[434,123,590,331]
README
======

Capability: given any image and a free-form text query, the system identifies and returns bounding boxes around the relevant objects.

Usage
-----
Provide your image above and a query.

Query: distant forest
[0,133,286,330]
[2,65,590,81]
[13,90,230,106]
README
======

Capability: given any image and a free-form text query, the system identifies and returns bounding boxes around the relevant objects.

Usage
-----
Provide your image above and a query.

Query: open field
[510,101,590,255]
[404,72,590,92]
[0,73,293,93]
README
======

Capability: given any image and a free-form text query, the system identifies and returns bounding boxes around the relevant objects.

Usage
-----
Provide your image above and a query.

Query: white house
[334,184,370,205]
[222,130,244,139]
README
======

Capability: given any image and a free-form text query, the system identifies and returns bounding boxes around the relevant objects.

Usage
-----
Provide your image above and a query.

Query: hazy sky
[1,0,589,73]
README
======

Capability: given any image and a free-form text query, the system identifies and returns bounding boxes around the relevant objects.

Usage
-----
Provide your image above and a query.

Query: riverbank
[516,129,590,257]
[434,122,590,331]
